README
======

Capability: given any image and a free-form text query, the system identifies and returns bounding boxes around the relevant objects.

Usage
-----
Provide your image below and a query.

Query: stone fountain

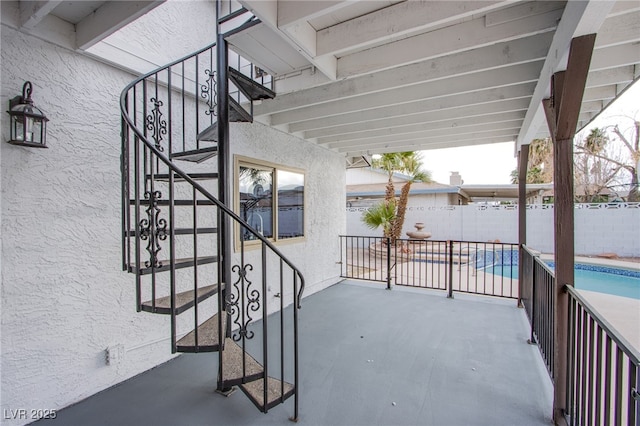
[406,222,431,240]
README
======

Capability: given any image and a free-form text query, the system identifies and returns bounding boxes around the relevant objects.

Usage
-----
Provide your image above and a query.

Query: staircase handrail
[119,43,305,307]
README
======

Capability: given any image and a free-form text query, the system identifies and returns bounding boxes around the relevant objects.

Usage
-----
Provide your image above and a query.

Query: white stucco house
[2,1,639,425]
[346,167,470,208]
[347,167,553,209]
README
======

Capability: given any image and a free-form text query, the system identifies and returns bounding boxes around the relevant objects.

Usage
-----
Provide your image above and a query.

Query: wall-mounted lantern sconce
[6,81,49,148]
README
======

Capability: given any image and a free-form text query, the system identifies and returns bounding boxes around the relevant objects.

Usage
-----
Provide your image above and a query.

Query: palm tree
[510,138,553,184]
[372,153,402,207]
[584,128,608,154]
[361,201,396,239]
[391,152,431,240]
[574,128,613,202]
[575,122,640,202]
[368,151,432,241]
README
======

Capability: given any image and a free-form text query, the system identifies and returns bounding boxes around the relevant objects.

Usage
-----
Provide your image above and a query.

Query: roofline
[460,183,554,190]
[347,187,463,197]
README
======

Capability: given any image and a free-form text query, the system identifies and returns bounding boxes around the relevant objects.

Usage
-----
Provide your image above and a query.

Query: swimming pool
[486,257,640,300]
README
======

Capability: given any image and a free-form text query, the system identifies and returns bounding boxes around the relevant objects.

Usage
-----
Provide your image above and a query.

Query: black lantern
[6,81,49,148]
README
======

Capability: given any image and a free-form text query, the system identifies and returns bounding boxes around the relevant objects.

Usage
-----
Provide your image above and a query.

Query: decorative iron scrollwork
[228,263,260,341]
[138,190,168,268]
[201,69,217,116]
[145,98,167,151]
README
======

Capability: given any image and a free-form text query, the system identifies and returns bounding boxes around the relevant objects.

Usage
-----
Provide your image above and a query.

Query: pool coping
[538,254,640,272]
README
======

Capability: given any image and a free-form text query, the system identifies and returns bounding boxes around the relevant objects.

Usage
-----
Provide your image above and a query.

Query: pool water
[487,263,640,300]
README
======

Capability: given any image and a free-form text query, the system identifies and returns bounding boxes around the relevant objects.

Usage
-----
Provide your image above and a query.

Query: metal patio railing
[343,236,639,423]
[520,245,639,425]
[521,245,556,378]
[565,286,639,425]
[339,236,518,298]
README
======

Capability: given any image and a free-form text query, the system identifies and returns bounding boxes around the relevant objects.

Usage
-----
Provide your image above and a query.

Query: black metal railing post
[447,240,454,299]
[386,237,391,290]
[528,250,537,345]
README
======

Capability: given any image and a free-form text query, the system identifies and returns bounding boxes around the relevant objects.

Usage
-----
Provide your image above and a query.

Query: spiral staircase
[119,5,302,420]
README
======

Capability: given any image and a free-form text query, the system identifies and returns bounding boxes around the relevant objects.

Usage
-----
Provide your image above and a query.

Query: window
[236,157,305,243]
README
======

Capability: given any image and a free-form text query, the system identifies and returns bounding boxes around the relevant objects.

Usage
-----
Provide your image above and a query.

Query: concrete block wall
[347,204,640,257]
[574,206,640,256]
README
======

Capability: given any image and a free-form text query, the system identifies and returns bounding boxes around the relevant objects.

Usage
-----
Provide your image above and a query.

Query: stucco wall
[346,167,405,185]
[231,122,345,297]
[0,26,179,426]
[1,19,344,426]
[347,204,640,257]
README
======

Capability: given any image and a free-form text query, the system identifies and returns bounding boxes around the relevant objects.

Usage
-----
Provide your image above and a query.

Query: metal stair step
[196,97,254,143]
[128,256,218,275]
[176,313,226,353]
[146,172,219,181]
[171,146,219,163]
[126,227,217,237]
[229,67,276,101]
[229,96,252,123]
[196,122,218,142]
[141,283,224,315]
[239,377,295,412]
[220,338,264,387]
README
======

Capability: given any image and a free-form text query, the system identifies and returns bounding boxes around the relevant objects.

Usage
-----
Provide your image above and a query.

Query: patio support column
[517,144,529,307]
[542,34,596,426]
[216,0,233,393]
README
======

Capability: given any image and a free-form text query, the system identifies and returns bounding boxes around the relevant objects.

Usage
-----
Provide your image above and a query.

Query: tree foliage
[511,115,639,202]
[367,151,432,240]
[575,119,639,202]
[510,138,553,184]
[574,128,620,202]
[361,200,396,239]
[391,153,431,240]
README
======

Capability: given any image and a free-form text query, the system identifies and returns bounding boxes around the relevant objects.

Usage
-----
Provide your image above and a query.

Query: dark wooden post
[517,144,530,307]
[542,34,596,426]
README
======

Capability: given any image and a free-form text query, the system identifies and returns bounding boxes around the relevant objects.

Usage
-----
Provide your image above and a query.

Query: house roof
[347,181,463,198]
[460,184,554,201]
[347,181,554,202]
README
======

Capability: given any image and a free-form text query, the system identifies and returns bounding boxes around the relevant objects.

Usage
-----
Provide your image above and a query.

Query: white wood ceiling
[8,0,165,50]
[7,0,638,161]
[230,0,640,159]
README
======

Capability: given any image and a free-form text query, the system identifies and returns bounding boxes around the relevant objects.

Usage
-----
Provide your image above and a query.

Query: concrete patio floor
[45,280,554,426]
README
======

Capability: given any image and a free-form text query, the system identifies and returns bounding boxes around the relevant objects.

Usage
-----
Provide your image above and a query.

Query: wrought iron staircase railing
[119,10,302,419]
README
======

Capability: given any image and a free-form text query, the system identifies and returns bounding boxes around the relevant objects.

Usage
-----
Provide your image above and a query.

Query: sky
[420,81,640,186]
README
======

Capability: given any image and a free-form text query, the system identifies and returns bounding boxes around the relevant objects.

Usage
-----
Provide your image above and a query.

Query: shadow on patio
[46,281,553,426]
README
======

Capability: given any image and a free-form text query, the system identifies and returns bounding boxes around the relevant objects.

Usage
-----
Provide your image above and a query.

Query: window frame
[234,155,306,248]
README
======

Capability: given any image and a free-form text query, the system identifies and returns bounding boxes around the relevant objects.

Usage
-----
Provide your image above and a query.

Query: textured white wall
[1,17,344,426]
[0,26,183,426]
[231,122,345,297]
[1,27,177,426]
[346,168,390,185]
[347,204,640,256]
